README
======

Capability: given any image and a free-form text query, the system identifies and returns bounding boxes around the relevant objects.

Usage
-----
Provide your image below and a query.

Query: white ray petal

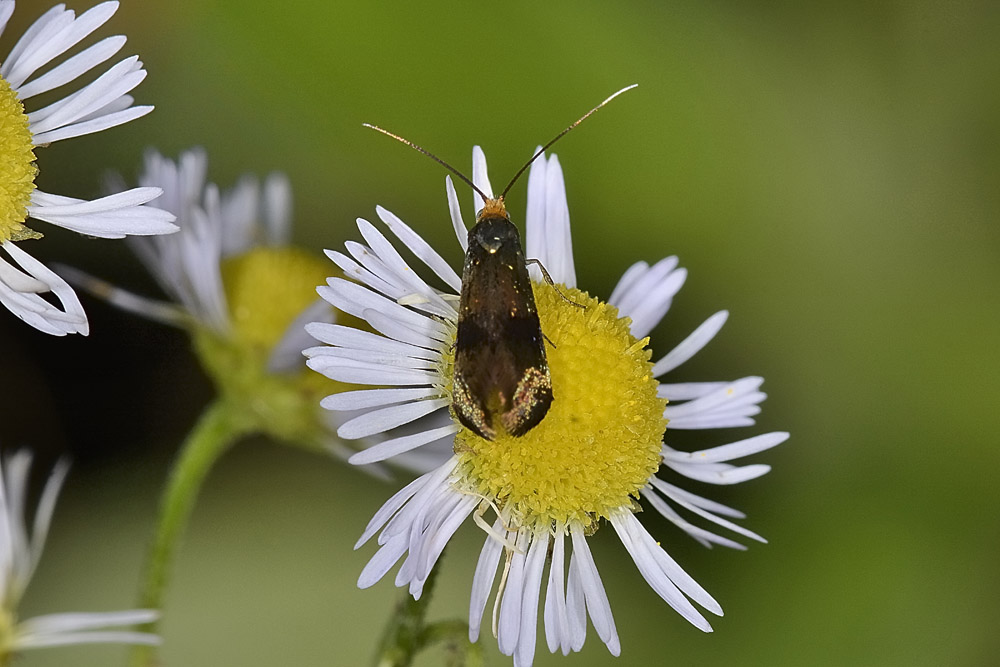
[524,146,547,282]
[516,530,549,666]
[652,310,729,377]
[664,432,790,465]
[471,146,494,214]
[570,526,619,655]
[469,520,505,642]
[337,398,448,439]
[320,387,439,411]
[446,176,469,253]
[15,35,125,99]
[498,534,527,656]
[377,205,461,291]
[607,260,648,306]
[542,154,576,288]
[348,423,459,465]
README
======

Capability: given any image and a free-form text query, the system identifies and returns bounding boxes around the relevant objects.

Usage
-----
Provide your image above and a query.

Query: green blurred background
[2,0,998,665]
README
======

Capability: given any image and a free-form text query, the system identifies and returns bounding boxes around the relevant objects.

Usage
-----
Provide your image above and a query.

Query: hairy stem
[131,400,252,667]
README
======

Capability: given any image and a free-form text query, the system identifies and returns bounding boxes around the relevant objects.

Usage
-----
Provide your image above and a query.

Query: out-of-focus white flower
[0,450,159,658]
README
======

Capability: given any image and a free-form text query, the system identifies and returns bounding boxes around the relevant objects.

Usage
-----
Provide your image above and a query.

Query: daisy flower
[306,146,789,664]
[61,147,352,455]
[0,1,175,335]
[0,450,158,659]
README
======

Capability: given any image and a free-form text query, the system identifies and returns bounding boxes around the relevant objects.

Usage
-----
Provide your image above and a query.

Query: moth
[365,84,636,440]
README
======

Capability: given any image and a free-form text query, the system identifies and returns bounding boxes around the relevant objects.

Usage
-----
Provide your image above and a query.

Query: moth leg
[525,258,586,309]
[542,331,557,349]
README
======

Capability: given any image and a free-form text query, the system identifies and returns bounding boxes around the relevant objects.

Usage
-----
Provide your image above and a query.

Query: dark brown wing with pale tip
[452,212,552,440]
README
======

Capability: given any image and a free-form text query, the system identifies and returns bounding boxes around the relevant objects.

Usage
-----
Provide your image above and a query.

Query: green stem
[375,566,440,667]
[420,621,484,667]
[374,559,483,667]
[131,400,253,667]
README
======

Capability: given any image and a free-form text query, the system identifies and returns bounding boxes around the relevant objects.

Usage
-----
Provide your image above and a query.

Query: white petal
[320,387,439,411]
[541,154,576,288]
[627,267,687,339]
[649,479,766,543]
[468,520,505,642]
[322,278,448,340]
[377,205,461,291]
[357,218,452,313]
[31,104,152,144]
[471,146,494,214]
[15,35,126,99]
[364,308,444,349]
[305,346,437,371]
[18,609,158,635]
[543,529,571,655]
[328,247,403,301]
[356,472,435,549]
[607,260,648,306]
[0,2,15,37]
[445,176,469,253]
[524,146,547,283]
[15,631,161,649]
[664,376,763,419]
[570,527,619,655]
[613,256,678,322]
[652,311,729,377]
[6,2,118,90]
[307,356,438,386]
[516,530,549,666]
[565,551,587,652]
[2,6,65,79]
[663,432,789,465]
[28,189,177,238]
[55,263,185,327]
[27,458,70,586]
[28,56,145,135]
[640,488,747,550]
[336,398,448,439]
[609,513,715,630]
[305,322,438,361]
[665,458,771,483]
[408,496,476,598]
[348,423,458,465]
[357,533,408,589]
[649,479,746,519]
[658,382,729,401]
[498,534,527,656]
[263,172,292,244]
[0,242,88,335]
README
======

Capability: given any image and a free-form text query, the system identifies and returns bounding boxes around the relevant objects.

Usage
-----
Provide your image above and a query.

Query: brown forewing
[452,213,553,440]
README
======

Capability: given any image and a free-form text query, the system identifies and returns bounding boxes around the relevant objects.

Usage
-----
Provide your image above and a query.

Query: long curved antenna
[363,123,491,202]
[498,83,638,200]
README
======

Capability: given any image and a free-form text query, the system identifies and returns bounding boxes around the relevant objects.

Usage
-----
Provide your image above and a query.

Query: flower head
[0,1,176,335]
[307,146,789,664]
[0,450,158,660]
[64,148,398,464]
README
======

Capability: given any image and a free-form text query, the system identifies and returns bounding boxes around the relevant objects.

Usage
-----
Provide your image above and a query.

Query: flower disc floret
[453,282,667,529]
[221,246,329,351]
[0,76,37,243]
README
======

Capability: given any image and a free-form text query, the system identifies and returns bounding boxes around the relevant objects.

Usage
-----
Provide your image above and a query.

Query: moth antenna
[499,83,638,200]
[363,123,491,202]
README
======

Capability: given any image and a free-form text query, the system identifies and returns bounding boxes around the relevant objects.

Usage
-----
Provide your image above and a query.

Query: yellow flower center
[0,74,39,244]
[452,282,667,531]
[221,246,329,351]
[0,603,15,665]
[192,246,342,447]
